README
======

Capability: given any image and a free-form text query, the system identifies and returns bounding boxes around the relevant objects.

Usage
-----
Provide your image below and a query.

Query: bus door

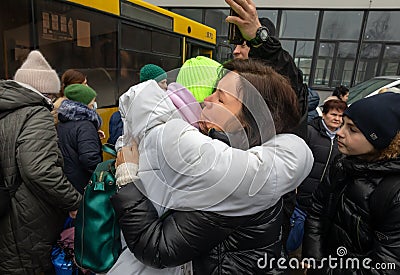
[185,38,214,60]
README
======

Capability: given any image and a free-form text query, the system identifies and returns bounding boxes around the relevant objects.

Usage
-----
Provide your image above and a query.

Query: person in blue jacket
[107,109,123,145]
[307,88,320,122]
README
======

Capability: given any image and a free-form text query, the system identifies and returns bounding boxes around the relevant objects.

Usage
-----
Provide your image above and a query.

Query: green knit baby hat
[176,56,222,102]
[64,84,97,105]
[140,64,167,83]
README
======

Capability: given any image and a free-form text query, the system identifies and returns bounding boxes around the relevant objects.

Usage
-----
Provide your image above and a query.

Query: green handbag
[74,155,121,273]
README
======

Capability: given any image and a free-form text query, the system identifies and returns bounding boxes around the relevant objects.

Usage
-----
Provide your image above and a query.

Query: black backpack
[0,109,22,217]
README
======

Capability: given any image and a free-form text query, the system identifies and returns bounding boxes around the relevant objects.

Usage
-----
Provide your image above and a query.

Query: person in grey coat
[0,50,82,274]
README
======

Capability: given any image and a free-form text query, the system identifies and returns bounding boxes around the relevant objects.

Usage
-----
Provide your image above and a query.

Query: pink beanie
[167,82,202,129]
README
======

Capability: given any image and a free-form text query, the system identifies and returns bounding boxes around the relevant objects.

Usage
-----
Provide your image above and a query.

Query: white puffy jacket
[118,80,313,216]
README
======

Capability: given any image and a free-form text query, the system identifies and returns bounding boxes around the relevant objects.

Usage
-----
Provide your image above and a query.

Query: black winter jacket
[0,81,82,274]
[57,100,102,194]
[111,182,285,274]
[249,36,308,140]
[297,117,339,213]
[303,155,400,274]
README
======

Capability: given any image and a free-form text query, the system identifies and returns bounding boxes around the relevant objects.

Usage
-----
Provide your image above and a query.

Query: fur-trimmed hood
[378,132,400,161]
[58,99,101,129]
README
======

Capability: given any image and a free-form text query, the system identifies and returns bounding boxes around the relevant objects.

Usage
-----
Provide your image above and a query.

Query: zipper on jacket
[356,216,362,249]
[320,138,334,183]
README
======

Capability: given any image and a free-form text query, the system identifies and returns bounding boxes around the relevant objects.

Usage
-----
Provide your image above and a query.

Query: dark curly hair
[332,85,349,101]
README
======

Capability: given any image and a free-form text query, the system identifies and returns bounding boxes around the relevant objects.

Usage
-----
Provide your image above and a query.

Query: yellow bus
[1,0,216,141]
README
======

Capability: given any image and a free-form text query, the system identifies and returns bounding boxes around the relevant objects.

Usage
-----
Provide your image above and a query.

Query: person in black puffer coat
[57,84,102,194]
[112,182,285,274]
[303,92,400,274]
[297,99,347,214]
[286,99,346,258]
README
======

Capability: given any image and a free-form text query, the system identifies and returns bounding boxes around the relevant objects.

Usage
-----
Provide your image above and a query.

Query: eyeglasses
[42,93,57,102]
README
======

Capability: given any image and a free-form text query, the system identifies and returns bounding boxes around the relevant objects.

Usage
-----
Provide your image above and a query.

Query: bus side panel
[66,0,120,15]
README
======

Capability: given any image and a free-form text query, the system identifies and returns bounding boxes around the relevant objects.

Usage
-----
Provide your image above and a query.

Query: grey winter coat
[0,80,82,274]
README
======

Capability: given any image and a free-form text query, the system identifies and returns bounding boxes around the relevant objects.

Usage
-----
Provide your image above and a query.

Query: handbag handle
[103,143,117,157]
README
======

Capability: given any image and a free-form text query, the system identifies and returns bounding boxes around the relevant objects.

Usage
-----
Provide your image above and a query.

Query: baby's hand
[116,143,139,167]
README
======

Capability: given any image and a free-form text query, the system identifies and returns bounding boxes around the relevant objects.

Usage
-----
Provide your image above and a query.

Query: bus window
[216,43,234,63]
[121,24,151,51]
[1,0,216,144]
[34,0,118,108]
[186,40,214,59]
[119,50,181,94]
[1,0,32,79]
[152,32,181,56]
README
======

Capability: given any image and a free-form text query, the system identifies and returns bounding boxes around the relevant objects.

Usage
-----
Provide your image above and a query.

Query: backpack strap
[369,174,400,239]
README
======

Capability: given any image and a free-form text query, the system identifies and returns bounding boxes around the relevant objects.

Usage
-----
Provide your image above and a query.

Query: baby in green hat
[177,56,221,103]
[140,64,168,91]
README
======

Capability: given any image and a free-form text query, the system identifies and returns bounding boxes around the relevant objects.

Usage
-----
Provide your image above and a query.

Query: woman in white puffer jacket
[111,59,313,274]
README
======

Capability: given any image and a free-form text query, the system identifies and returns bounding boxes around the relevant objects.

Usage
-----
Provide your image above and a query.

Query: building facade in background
[148,0,400,90]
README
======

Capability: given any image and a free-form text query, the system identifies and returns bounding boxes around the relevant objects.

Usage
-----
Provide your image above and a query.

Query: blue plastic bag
[51,246,76,275]
[51,217,78,275]
[286,206,307,252]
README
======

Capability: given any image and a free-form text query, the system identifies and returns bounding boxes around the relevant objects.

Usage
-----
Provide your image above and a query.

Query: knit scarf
[321,119,339,140]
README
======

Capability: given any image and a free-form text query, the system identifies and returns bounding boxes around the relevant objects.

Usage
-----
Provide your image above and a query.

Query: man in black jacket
[226,0,308,139]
